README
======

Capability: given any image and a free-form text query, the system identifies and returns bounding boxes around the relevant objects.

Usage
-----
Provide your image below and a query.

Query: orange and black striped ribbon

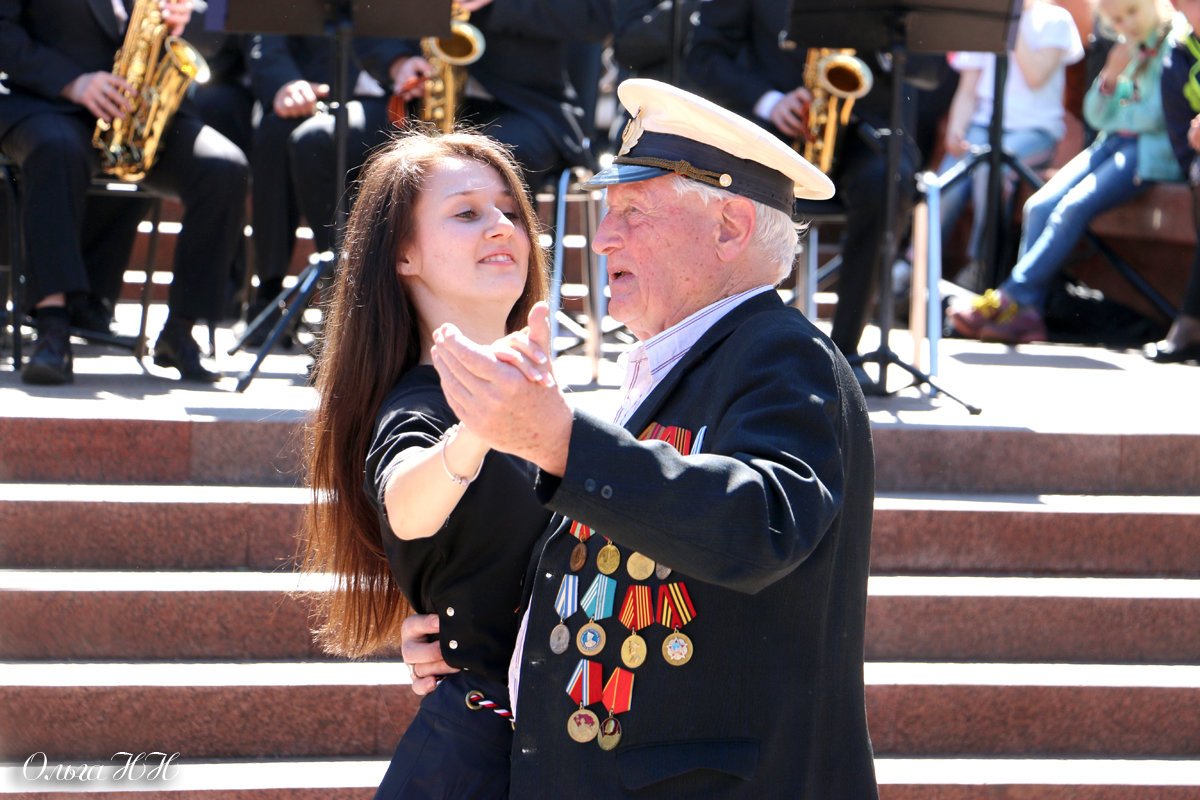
[656,581,696,629]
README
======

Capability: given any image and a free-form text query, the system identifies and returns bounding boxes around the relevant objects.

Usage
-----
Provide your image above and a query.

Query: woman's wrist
[439,424,488,487]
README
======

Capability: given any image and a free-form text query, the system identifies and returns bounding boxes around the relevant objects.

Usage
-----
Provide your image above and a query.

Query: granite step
[2,416,1199,494]
[0,662,415,762]
[5,488,1198,575]
[4,572,1199,665]
[0,485,305,570]
[872,493,1200,577]
[1,757,1197,798]
[2,662,1198,761]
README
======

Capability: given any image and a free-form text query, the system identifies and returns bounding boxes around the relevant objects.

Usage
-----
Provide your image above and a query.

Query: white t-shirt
[951,2,1085,140]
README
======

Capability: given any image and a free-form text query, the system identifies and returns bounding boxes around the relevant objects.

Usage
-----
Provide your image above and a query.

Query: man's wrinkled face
[592,177,732,341]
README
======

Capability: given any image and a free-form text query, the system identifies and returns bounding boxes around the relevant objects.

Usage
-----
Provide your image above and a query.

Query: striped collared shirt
[613,284,774,426]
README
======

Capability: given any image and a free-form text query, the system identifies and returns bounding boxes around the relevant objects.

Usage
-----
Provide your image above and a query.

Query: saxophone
[93,0,211,182]
[420,3,485,133]
[800,49,873,175]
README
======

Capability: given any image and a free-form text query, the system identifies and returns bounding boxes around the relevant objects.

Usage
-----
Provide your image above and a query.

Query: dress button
[601,485,613,499]
[445,607,455,617]
[584,478,597,492]
[448,640,459,650]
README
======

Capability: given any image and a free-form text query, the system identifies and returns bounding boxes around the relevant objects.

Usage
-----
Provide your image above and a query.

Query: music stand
[786,0,1020,415]
[211,0,449,391]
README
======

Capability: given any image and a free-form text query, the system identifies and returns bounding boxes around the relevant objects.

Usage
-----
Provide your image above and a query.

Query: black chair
[540,164,608,382]
[793,198,849,321]
[0,155,166,371]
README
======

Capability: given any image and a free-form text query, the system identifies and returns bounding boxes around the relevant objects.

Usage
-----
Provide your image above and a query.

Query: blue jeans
[1001,134,1150,310]
[937,124,1058,264]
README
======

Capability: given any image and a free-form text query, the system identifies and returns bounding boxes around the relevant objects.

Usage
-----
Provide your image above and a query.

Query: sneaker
[947,288,1021,340]
[979,306,1047,344]
[153,326,220,383]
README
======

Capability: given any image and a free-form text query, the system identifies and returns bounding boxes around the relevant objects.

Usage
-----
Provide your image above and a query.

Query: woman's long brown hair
[300,130,549,658]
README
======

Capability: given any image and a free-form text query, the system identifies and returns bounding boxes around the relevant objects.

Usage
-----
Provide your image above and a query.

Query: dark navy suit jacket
[512,291,879,798]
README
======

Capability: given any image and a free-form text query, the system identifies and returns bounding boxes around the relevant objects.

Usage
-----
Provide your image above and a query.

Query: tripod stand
[786,1,1021,415]
[214,0,451,392]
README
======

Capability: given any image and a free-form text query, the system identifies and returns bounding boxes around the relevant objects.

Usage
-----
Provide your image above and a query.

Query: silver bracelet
[439,424,484,486]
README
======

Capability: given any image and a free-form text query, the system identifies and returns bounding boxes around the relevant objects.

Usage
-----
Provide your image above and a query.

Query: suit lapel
[623,291,784,437]
[87,0,124,40]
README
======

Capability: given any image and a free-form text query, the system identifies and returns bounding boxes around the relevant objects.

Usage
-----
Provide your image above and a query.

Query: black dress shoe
[1143,339,1200,364]
[153,327,220,383]
[69,295,115,335]
[21,319,73,385]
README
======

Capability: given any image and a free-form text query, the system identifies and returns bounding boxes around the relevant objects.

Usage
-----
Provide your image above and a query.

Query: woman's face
[398,156,531,321]
[1101,0,1160,41]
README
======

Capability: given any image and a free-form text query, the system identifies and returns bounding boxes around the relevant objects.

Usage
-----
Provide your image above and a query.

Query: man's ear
[714,196,756,261]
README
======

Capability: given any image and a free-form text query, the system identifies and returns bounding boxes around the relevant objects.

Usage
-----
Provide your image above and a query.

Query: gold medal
[597,716,622,750]
[662,630,694,666]
[655,563,672,580]
[596,543,621,575]
[576,621,606,656]
[569,541,588,572]
[549,622,571,655]
[620,632,647,669]
[566,707,600,742]
[625,552,655,581]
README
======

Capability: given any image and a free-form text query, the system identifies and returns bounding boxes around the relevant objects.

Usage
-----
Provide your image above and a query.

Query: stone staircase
[1,405,1199,797]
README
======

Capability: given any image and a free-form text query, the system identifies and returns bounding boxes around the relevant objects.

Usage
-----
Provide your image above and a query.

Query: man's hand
[390,56,432,101]
[159,0,192,37]
[769,87,814,140]
[62,71,134,122]
[1188,114,1200,153]
[432,302,573,476]
[400,613,458,696]
[273,80,329,118]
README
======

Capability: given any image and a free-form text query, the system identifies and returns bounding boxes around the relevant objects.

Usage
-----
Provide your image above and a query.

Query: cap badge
[618,110,645,156]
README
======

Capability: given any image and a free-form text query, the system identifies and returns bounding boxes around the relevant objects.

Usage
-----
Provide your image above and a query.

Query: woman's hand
[493,303,555,388]
[400,613,458,696]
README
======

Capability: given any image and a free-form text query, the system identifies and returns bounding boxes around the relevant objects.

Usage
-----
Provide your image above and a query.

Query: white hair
[665,174,802,284]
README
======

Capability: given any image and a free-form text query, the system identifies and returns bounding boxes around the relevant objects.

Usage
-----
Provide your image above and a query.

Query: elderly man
[418,78,878,797]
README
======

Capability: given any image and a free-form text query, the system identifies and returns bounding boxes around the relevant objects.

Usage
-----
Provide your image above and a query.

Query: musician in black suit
[242,33,396,331]
[412,78,879,797]
[687,0,939,376]
[386,0,614,186]
[0,0,248,384]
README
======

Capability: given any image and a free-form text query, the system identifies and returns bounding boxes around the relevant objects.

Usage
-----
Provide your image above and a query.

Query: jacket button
[448,640,459,650]
[601,485,613,499]
[584,478,597,492]
[445,607,455,617]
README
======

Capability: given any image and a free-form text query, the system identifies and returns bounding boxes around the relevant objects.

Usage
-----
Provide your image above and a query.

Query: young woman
[936,0,1085,290]
[301,130,553,799]
[949,0,1183,343]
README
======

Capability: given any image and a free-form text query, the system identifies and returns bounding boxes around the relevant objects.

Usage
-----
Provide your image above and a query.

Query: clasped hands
[405,302,572,695]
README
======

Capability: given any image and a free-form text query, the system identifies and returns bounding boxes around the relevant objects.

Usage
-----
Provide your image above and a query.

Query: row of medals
[555,537,694,751]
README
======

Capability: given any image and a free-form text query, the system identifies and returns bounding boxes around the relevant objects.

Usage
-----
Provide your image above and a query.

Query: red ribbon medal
[638,422,693,454]
[565,658,602,743]
[597,667,635,751]
[617,584,653,668]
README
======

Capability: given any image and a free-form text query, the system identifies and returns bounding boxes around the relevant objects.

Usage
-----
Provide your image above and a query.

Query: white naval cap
[585,78,835,211]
